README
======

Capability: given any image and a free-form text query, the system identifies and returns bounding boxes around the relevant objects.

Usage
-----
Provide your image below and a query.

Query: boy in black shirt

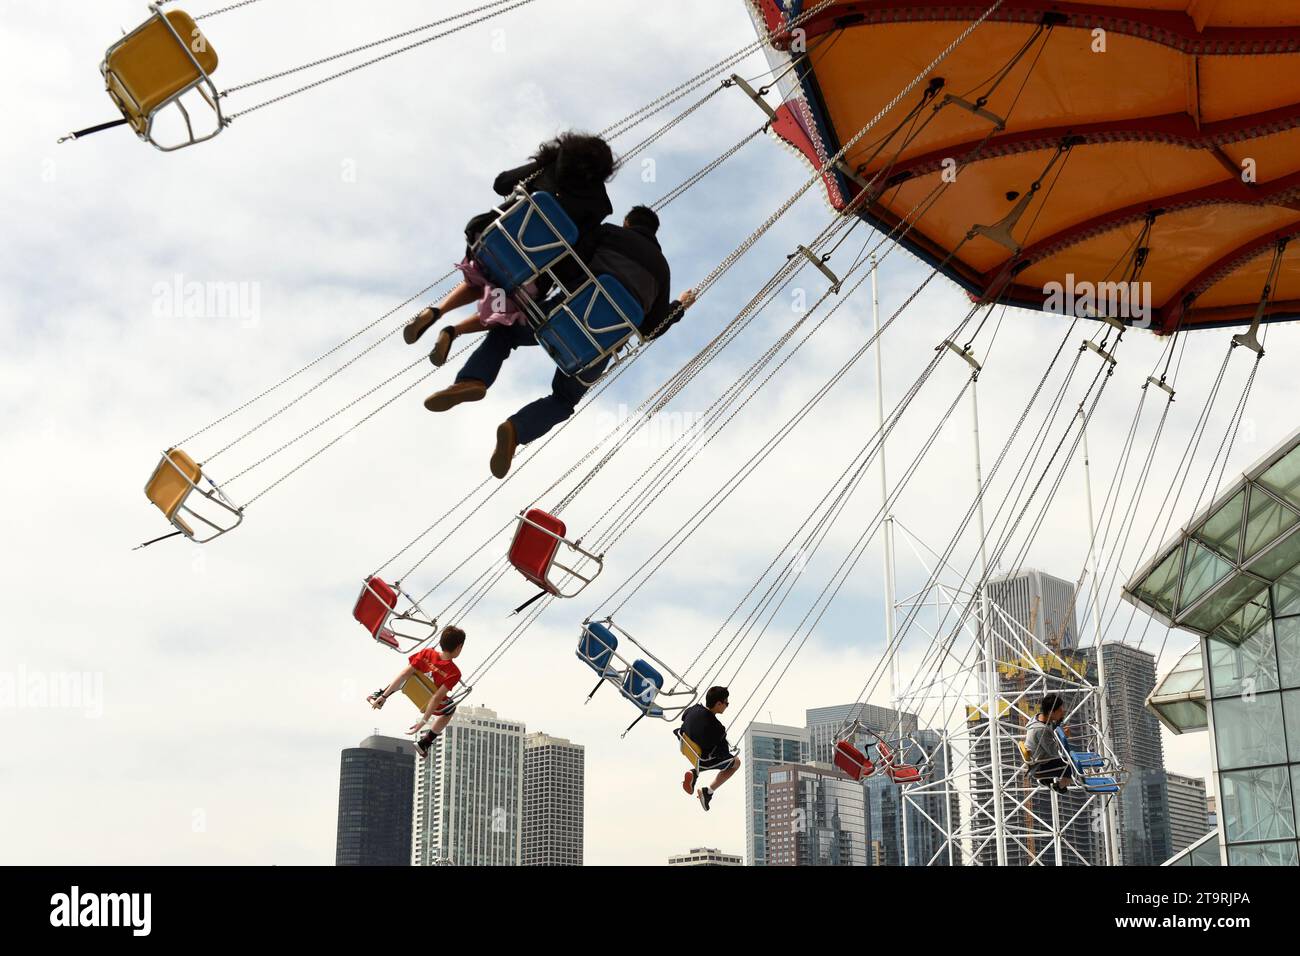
[678,686,741,812]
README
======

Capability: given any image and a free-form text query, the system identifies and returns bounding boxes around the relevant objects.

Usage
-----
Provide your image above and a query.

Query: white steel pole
[973,380,1007,865]
[1079,408,1120,866]
[873,256,899,705]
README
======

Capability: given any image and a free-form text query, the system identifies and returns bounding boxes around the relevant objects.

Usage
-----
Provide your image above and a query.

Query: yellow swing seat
[400,671,472,718]
[102,8,224,151]
[143,448,243,544]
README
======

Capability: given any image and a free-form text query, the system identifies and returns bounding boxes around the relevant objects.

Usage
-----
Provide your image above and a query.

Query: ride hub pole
[1079,408,1120,866]
[973,380,1008,865]
[873,257,899,707]
[871,256,910,865]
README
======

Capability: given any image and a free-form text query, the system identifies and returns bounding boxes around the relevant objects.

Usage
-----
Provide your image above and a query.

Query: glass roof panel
[1152,699,1208,734]
[1198,489,1245,560]
[1245,530,1300,582]
[1132,547,1181,616]
[1183,574,1268,638]
[1179,539,1234,613]
[1258,444,1300,510]
[1244,486,1300,559]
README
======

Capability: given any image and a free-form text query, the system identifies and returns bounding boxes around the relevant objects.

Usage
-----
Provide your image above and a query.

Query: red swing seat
[877,741,922,784]
[507,508,604,598]
[834,740,875,781]
[353,576,400,650]
[509,509,566,591]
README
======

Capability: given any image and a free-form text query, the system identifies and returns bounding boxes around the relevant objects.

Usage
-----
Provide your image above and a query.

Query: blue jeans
[455,322,608,445]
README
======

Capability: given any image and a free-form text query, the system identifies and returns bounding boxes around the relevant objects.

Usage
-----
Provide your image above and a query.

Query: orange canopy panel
[749,0,1300,333]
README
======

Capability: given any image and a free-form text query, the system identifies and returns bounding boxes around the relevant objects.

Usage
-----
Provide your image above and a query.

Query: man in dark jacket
[423,205,697,478]
[678,686,740,812]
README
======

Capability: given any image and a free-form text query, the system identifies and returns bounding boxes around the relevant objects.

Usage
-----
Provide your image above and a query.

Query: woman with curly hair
[403,132,616,363]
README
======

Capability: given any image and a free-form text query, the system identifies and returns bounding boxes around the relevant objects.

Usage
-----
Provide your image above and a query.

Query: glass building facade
[743,722,805,866]
[1125,427,1300,865]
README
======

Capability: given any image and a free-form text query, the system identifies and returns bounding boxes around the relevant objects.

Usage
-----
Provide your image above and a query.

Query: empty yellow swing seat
[142,447,243,544]
[102,9,223,151]
[145,447,202,536]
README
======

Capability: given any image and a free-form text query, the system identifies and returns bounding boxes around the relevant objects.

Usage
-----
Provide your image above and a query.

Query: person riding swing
[367,625,467,758]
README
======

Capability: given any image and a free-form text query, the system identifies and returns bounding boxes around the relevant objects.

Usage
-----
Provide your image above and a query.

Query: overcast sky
[2,0,1295,866]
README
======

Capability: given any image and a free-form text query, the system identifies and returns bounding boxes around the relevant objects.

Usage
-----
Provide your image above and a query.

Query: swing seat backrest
[354,576,398,637]
[104,11,219,134]
[534,274,644,380]
[1055,726,1105,771]
[577,622,618,675]
[833,741,874,781]
[876,741,921,783]
[620,659,664,714]
[146,448,201,520]
[474,192,578,293]
[676,729,704,767]
[509,509,566,591]
[401,671,456,717]
[833,741,872,780]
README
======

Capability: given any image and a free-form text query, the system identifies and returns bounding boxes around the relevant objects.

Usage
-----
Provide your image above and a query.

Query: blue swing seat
[577,621,618,675]
[474,191,578,294]
[1082,776,1120,793]
[619,659,664,716]
[535,275,644,382]
[1055,727,1106,771]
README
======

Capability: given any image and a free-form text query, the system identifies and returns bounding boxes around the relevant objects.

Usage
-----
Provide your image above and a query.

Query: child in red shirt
[368,625,466,757]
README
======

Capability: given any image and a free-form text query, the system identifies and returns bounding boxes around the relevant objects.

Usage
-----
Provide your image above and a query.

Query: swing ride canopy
[750,0,1300,333]
[1122,425,1300,645]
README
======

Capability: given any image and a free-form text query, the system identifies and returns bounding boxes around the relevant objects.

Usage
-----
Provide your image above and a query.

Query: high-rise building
[335,735,416,867]
[1088,642,1173,865]
[987,568,1080,652]
[413,705,524,866]
[765,762,868,865]
[667,847,743,866]
[1166,772,1212,854]
[522,732,584,866]
[743,721,804,866]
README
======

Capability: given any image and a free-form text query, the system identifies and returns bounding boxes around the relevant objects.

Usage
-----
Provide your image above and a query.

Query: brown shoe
[430,326,457,367]
[403,306,440,345]
[424,379,487,413]
[490,420,518,478]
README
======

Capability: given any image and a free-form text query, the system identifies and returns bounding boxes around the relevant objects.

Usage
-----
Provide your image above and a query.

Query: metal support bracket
[795,244,842,292]
[1145,376,1175,399]
[729,74,778,122]
[940,339,982,375]
[1083,339,1117,367]
[942,93,1006,130]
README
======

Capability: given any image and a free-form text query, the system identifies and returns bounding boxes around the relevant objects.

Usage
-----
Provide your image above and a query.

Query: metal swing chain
[220,0,522,96]
[177,270,455,447]
[725,372,979,735]
[223,0,539,119]
[373,0,999,647]
[652,126,766,212]
[598,0,837,142]
[845,314,1087,713]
